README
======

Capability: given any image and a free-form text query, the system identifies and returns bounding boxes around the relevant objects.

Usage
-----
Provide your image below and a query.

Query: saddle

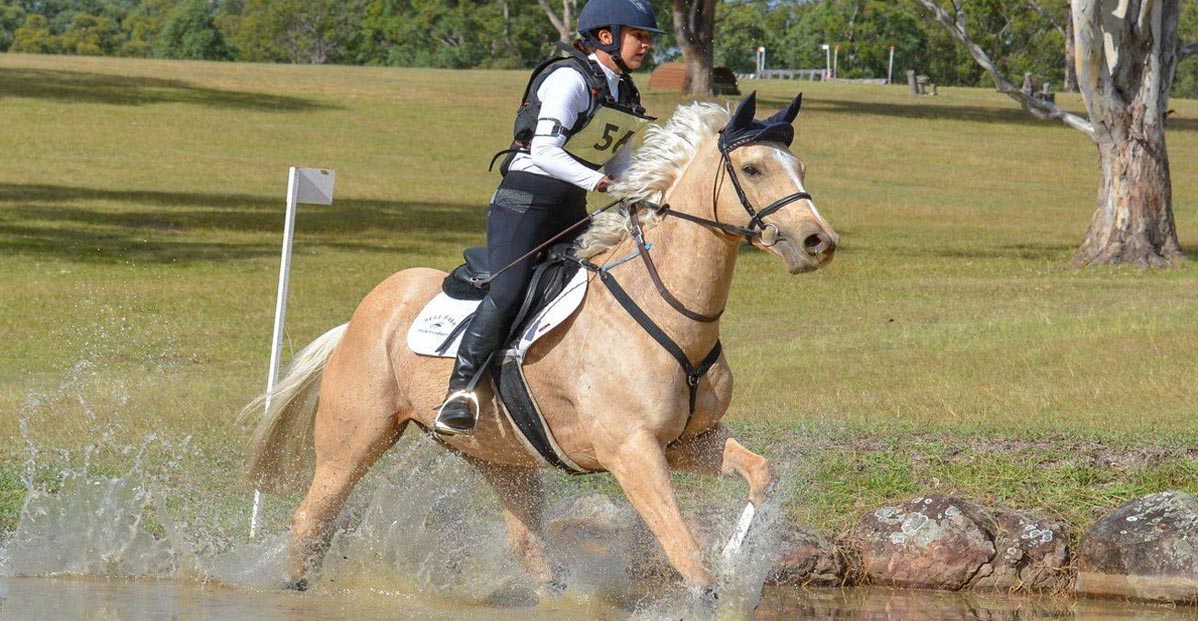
[439,243,580,344]
[415,244,590,473]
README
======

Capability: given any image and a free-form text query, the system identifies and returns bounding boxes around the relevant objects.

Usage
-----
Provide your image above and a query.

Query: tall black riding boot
[435,296,512,436]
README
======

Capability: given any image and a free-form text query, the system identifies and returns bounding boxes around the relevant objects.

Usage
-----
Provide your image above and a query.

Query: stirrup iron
[434,390,480,435]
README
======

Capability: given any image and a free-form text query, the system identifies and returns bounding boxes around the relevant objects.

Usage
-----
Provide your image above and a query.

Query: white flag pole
[250,167,335,539]
[250,167,301,539]
[888,46,896,85]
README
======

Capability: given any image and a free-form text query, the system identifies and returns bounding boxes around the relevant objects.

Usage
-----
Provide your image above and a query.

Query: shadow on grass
[0,182,487,264]
[928,243,1076,261]
[0,68,331,112]
[757,94,1198,132]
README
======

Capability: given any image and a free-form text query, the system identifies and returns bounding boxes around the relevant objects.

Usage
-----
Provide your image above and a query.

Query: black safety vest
[492,43,647,175]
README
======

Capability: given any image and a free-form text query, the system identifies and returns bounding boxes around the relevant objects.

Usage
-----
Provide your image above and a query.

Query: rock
[847,495,996,590]
[1076,491,1198,603]
[973,508,1070,592]
[547,494,846,588]
[545,493,662,582]
[766,526,845,587]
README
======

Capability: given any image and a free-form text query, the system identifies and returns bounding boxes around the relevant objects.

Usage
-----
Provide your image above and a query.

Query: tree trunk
[1076,127,1181,266]
[1070,0,1185,267]
[1064,8,1078,91]
[673,0,717,96]
[537,0,573,43]
[680,40,714,95]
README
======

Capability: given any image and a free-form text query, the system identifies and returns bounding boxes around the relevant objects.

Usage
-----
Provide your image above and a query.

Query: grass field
[1,53,1196,544]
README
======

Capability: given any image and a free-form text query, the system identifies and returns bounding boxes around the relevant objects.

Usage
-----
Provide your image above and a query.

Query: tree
[120,0,173,57]
[535,0,578,43]
[232,0,363,64]
[916,0,1193,267]
[155,0,233,60]
[674,0,717,95]
[1025,0,1078,91]
[60,12,122,55]
[1173,0,1198,98]
[11,14,59,54]
[1,3,27,51]
[714,0,768,73]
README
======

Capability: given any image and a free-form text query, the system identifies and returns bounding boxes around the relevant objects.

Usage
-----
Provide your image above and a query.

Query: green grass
[1,53,1196,542]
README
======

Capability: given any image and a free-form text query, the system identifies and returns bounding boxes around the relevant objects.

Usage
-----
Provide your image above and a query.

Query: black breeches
[485,171,588,315]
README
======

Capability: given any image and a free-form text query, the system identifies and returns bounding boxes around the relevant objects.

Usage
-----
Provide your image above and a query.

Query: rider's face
[598,27,653,70]
[619,28,653,69]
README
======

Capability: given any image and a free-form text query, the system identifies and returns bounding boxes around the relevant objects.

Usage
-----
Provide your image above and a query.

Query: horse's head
[712,91,837,273]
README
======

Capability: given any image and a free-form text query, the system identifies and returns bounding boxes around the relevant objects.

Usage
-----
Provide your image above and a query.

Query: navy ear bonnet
[718,91,802,153]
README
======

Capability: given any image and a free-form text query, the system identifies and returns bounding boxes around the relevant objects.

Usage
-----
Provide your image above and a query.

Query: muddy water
[6,321,1198,621]
[757,587,1198,620]
[3,578,1198,621]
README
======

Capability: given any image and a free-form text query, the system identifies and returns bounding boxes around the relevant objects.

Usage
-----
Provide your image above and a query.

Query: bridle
[618,136,815,323]
[717,145,814,246]
[578,135,816,424]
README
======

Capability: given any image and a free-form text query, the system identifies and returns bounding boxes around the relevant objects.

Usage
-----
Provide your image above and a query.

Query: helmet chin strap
[597,25,629,74]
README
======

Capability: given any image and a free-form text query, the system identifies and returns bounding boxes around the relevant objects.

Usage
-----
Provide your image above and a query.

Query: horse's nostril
[802,233,827,255]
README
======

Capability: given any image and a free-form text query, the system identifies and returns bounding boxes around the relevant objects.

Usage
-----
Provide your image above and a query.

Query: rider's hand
[594,176,613,193]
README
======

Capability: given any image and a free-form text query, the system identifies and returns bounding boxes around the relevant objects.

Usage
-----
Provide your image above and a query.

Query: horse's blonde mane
[576,102,730,259]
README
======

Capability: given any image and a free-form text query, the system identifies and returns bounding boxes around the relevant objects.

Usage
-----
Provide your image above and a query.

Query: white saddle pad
[407,268,588,358]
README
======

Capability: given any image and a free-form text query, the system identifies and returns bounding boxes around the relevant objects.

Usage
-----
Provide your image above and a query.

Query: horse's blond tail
[240,323,348,494]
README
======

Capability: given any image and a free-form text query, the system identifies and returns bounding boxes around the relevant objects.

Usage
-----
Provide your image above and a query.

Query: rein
[578,140,815,428]
[476,197,622,286]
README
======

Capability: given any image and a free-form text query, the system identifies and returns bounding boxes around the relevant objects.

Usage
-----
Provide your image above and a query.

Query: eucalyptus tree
[1025,0,1078,91]
[673,0,718,94]
[536,0,578,43]
[917,0,1195,267]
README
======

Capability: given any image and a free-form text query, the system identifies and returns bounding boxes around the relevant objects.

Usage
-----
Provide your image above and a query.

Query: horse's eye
[742,165,761,177]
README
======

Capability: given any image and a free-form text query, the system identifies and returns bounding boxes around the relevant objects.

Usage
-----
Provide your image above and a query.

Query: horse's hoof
[537,578,567,599]
[485,584,539,607]
[690,587,719,617]
[284,578,309,592]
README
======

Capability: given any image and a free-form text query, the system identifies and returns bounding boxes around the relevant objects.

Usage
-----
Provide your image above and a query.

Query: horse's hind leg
[466,458,560,588]
[288,400,406,589]
[666,424,775,505]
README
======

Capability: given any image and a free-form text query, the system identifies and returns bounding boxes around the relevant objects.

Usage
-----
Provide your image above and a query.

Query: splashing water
[0,297,813,620]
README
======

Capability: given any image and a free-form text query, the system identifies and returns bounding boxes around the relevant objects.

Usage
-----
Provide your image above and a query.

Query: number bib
[564,104,652,168]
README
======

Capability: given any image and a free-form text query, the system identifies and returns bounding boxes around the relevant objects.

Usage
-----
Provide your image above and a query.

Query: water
[4,579,1198,621]
[4,308,1198,620]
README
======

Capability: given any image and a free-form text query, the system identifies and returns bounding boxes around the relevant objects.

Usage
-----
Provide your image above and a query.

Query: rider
[434,0,663,435]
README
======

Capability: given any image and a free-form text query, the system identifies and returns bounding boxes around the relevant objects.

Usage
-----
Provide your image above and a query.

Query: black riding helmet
[576,0,665,72]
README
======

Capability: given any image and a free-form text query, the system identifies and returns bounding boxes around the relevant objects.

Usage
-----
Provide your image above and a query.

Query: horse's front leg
[598,429,714,589]
[666,423,775,505]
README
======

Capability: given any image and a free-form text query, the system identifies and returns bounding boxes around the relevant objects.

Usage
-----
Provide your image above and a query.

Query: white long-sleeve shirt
[507,54,634,192]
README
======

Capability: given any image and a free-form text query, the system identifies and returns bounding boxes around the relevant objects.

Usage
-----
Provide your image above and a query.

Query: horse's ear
[728,91,758,131]
[764,92,802,126]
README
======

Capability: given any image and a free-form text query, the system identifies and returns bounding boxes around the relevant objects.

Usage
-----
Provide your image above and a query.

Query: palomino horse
[243,92,837,596]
